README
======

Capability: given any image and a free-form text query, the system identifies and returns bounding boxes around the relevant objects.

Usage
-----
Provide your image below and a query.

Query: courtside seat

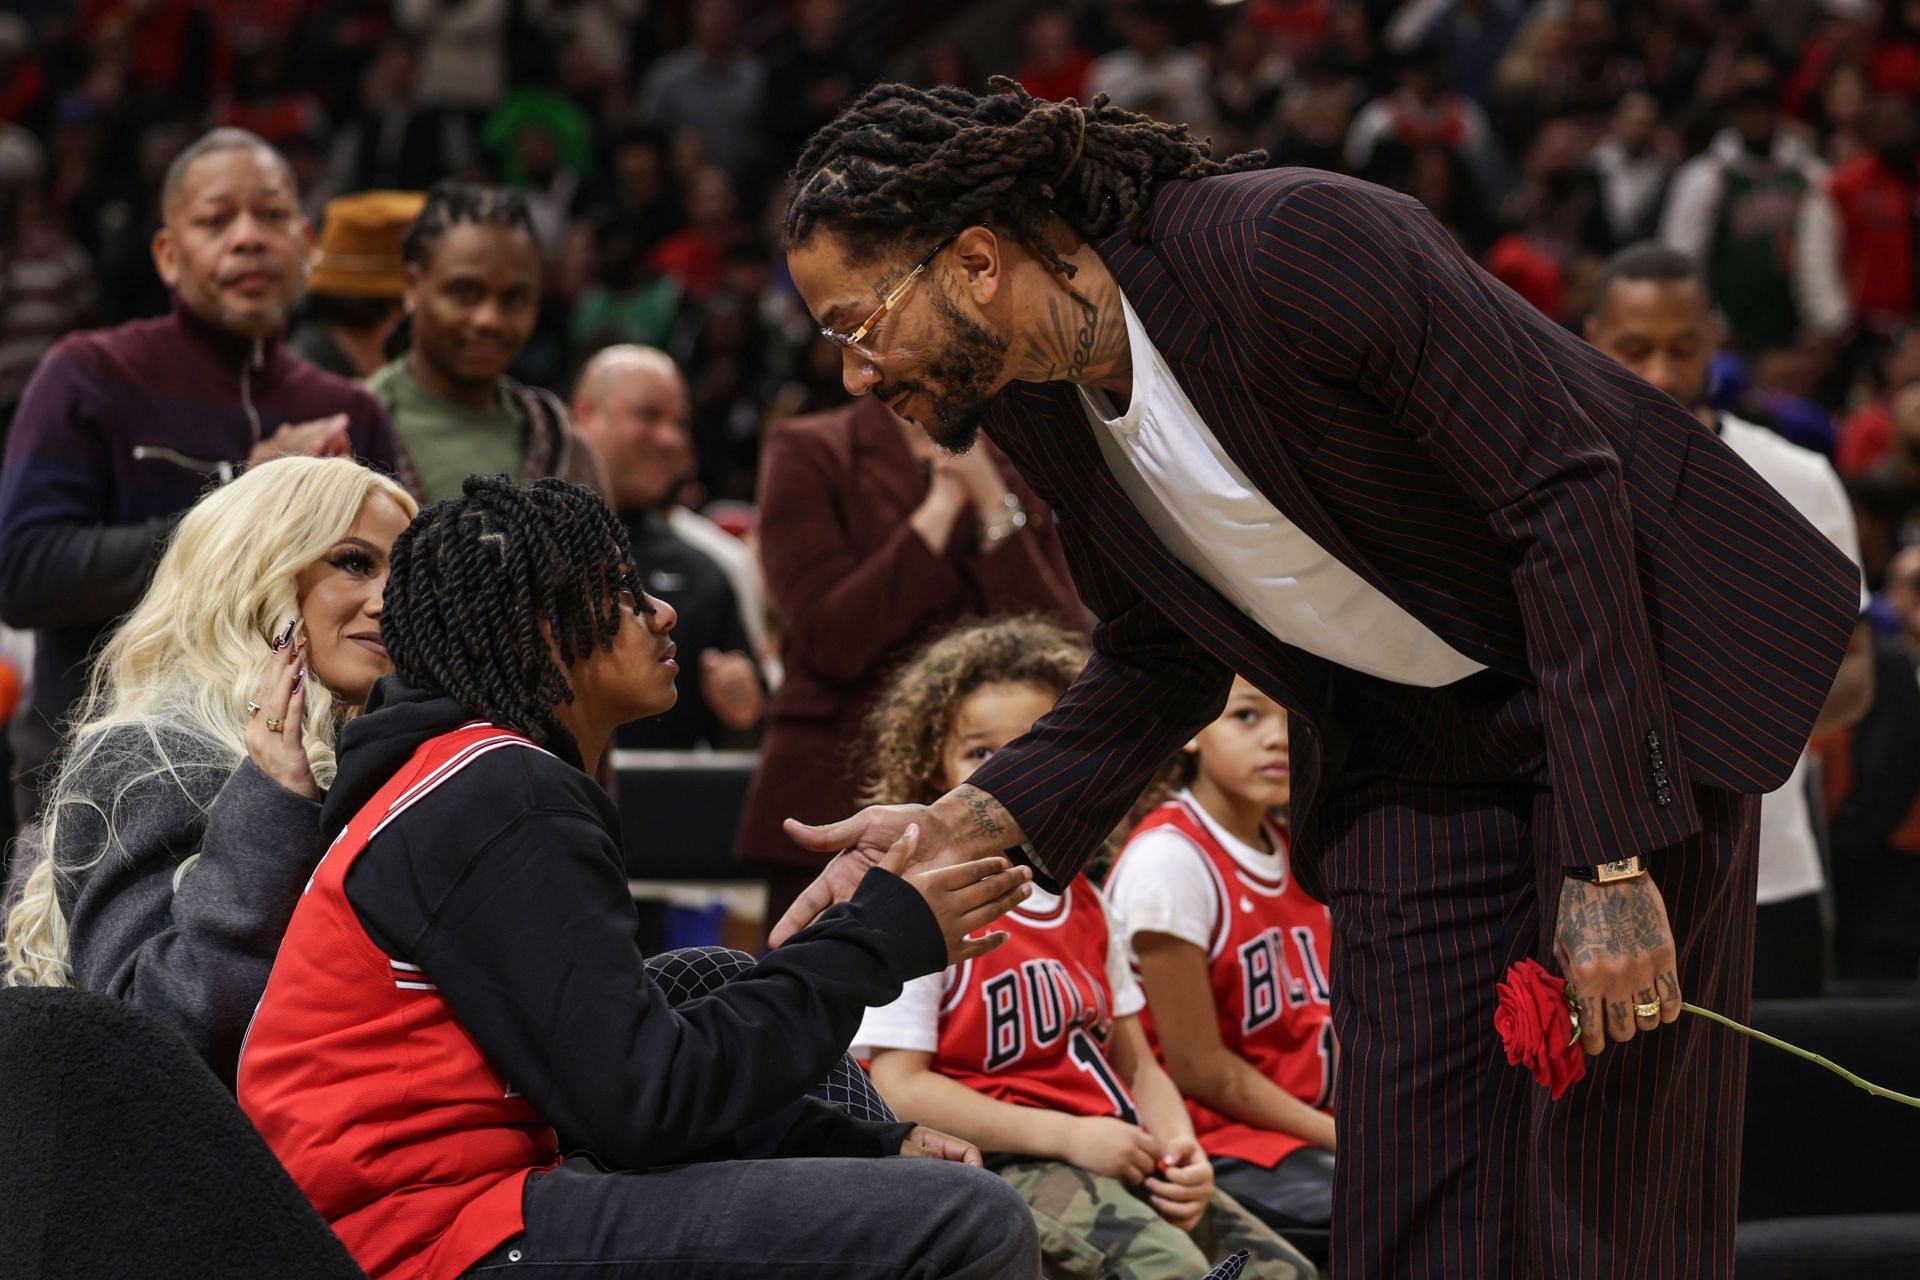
[1735,997,1920,1279]
[0,986,366,1280]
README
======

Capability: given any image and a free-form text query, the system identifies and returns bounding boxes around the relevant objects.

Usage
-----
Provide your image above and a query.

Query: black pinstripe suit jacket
[965,168,1860,887]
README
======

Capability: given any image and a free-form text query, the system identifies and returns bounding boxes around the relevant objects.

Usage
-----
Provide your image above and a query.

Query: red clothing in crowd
[1826,152,1920,327]
[1016,52,1093,104]
[1836,400,1895,477]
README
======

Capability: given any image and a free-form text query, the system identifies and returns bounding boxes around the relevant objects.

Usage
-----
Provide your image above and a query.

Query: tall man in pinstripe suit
[775,82,1861,1278]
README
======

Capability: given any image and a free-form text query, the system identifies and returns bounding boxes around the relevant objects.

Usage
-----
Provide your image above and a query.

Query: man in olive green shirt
[369,183,601,501]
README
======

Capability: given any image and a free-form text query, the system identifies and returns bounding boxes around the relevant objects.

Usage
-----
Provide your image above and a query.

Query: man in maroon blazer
[774,83,1859,1278]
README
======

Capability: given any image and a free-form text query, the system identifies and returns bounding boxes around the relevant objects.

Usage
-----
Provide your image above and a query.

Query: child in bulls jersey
[1106,676,1337,1266]
[856,619,1312,1279]
[237,478,1040,1280]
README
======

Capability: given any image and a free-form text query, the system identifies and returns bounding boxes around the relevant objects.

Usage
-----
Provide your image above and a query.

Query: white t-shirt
[1717,412,1867,905]
[854,885,1146,1056]
[1077,293,1486,688]
[1105,789,1290,962]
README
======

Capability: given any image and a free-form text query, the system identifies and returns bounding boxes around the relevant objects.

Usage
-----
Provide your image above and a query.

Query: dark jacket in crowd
[734,394,1086,875]
[616,507,760,751]
[0,300,396,814]
[53,722,327,1089]
[329,678,937,1166]
[1826,636,1920,978]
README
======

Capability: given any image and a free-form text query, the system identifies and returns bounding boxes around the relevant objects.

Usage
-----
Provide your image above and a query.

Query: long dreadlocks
[784,77,1266,274]
[382,475,645,748]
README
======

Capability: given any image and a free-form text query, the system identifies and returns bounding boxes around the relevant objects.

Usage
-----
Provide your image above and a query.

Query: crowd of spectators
[1,0,1917,990]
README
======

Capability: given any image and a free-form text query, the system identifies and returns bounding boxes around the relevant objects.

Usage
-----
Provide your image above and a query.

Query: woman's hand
[879,823,1033,965]
[244,621,319,801]
[1144,1136,1214,1231]
[899,1125,984,1167]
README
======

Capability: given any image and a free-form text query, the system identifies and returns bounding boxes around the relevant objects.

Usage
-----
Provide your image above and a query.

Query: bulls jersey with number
[1108,795,1336,1167]
[857,877,1146,1123]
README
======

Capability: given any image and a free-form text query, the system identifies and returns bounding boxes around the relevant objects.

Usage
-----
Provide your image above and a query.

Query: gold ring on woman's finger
[1633,999,1661,1019]
[246,701,262,718]
[265,716,286,733]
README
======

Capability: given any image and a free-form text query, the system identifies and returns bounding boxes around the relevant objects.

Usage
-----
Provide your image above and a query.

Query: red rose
[1494,958,1587,1100]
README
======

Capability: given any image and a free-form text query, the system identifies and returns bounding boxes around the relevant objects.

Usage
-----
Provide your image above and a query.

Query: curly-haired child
[855,616,1315,1279]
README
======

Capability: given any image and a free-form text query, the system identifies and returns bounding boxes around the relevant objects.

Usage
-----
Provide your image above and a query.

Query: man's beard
[885,289,1006,453]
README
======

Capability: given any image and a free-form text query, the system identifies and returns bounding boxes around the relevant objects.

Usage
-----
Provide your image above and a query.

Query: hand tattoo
[1555,875,1671,969]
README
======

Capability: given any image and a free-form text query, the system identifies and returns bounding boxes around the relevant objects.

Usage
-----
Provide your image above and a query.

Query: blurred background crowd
[0,0,1917,993]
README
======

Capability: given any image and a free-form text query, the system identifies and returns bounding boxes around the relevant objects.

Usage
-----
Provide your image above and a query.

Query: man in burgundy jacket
[774,84,1861,1277]
[0,128,395,826]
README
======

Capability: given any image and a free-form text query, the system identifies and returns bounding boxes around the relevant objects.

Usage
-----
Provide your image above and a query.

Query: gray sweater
[52,722,326,1088]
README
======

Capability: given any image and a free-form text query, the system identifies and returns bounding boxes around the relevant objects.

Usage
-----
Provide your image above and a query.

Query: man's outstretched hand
[771,786,1028,946]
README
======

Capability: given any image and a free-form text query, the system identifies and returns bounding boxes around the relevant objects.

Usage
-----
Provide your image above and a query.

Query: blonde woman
[4,456,416,1087]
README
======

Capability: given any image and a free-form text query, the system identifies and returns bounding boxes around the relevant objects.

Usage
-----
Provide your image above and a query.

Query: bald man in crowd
[0,127,395,824]
[572,344,765,749]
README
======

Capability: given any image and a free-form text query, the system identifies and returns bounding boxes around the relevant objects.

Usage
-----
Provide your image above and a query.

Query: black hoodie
[328,677,946,1169]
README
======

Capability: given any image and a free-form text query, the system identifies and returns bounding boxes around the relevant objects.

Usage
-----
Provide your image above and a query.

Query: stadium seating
[1735,997,1920,1278]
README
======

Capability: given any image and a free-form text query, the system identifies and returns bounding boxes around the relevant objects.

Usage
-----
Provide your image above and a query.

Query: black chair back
[1738,997,1920,1221]
[0,986,366,1280]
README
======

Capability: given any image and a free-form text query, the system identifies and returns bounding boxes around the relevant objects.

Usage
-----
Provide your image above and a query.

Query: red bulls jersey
[1109,796,1336,1168]
[867,878,1144,1123]
[238,724,561,1280]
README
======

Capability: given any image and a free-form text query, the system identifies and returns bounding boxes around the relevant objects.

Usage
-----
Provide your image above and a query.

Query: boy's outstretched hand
[879,823,1033,965]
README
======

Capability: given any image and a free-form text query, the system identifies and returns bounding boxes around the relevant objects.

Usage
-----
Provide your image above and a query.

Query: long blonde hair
[4,457,417,986]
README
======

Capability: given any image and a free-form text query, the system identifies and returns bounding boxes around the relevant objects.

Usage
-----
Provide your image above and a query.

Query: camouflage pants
[989,1155,1318,1280]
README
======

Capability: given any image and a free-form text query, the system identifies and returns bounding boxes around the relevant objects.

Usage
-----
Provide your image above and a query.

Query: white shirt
[1077,293,1486,688]
[1718,412,1867,904]
[853,886,1146,1056]
[1105,790,1291,963]
[667,506,771,681]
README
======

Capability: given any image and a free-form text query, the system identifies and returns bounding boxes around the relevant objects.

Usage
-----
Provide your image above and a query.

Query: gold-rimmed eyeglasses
[819,233,959,365]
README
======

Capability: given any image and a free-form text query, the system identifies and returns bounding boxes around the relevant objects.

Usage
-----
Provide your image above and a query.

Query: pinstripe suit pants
[1301,773,1758,1279]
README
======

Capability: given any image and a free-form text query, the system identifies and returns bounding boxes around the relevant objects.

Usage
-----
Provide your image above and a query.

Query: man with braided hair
[238,474,1042,1279]
[367,182,604,503]
[777,80,1863,1277]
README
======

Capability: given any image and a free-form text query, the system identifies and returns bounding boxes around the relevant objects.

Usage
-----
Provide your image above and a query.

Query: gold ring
[246,701,262,718]
[1633,999,1661,1019]
[265,716,285,733]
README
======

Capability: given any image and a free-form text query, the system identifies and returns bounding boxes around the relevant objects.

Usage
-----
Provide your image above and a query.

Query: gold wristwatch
[1564,856,1647,884]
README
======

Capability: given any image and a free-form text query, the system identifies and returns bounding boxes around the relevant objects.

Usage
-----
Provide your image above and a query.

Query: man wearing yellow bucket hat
[289,189,425,380]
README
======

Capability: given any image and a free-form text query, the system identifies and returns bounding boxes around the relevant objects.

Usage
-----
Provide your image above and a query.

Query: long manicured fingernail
[271,618,296,651]
[290,665,305,693]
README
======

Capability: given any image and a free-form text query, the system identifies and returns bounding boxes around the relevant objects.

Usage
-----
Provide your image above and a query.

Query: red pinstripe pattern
[951,166,1851,1276]
[966,167,1857,887]
[1307,781,1756,1279]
